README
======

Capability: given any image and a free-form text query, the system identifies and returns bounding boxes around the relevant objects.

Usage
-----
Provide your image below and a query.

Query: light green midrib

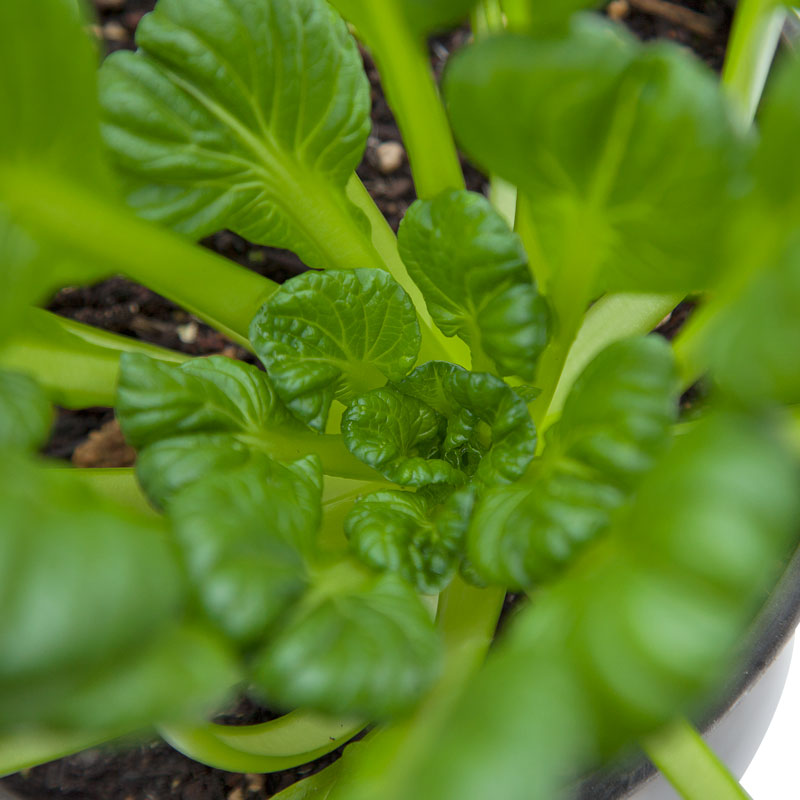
[156,64,379,272]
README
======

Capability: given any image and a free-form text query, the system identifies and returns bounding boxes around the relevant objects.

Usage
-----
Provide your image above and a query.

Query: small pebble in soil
[102,20,129,42]
[375,141,405,174]
[607,0,631,20]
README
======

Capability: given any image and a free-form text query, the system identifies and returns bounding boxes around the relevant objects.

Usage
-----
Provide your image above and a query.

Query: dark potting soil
[5,2,731,799]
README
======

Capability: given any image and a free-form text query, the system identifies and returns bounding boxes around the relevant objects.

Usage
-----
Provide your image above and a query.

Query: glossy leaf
[344,488,472,594]
[399,190,549,379]
[343,388,462,486]
[444,18,744,295]
[99,0,372,269]
[0,370,52,451]
[253,572,440,717]
[251,270,420,431]
[394,413,800,800]
[168,457,322,643]
[468,337,677,588]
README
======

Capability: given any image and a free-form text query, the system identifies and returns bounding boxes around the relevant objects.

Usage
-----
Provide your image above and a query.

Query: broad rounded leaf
[253,572,440,717]
[0,370,52,451]
[168,458,322,643]
[345,489,471,594]
[343,388,463,487]
[444,18,744,294]
[467,336,677,588]
[399,190,549,379]
[99,0,372,269]
[251,270,421,431]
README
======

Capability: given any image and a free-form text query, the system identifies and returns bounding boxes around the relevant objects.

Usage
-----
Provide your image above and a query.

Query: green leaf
[398,190,549,379]
[394,413,800,800]
[251,270,421,432]
[0,370,52,451]
[253,571,440,718]
[4,624,238,731]
[468,336,677,588]
[444,18,744,295]
[329,0,478,39]
[98,0,373,270]
[117,353,295,448]
[0,455,192,728]
[702,234,800,405]
[394,362,538,486]
[344,488,472,594]
[168,457,322,643]
[343,388,462,486]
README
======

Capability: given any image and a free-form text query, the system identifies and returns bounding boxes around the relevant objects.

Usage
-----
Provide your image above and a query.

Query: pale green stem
[357,11,464,199]
[44,467,157,516]
[642,717,753,800]
[345,176,468,366]
[2,168,276,348]
[722,0,787,128]
[545,293,682,425]
[329,580,506,800]
[0,309,186,408]
[159,711,364,774]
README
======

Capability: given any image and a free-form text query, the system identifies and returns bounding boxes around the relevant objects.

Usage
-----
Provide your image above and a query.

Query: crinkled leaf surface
[344,488,471,594]
[385,413,800,800]
[399,190,549,379]
[328,0,477,39]
[168,457,322,643]
[251,270,420,431]
[99,0,371,269]
[343,388,462,486]
[468,336,677,588]
[0,370,52,451]
[444,17,744,294]
[253,572,440,718]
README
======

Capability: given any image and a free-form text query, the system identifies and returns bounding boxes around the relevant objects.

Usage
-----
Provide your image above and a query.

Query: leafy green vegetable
[98,0,374,271]
[117,353,371,506]
[0,370,52,450]
[444,17,744,296]
[168,457,322,643]
[398,190,549,379]
[468,336,677,588]
[344,488,472,594]
[342,388,462,486]
[253,570,440,717]
[250,269,421,431]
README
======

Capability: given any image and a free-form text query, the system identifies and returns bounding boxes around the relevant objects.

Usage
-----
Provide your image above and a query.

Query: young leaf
[253,571,440,718]
[167,457,322,643]
[98,0,373,270]
[342,388,463,487]
[117,354,371,507]
[444,18,744,295]
[398,190,549,379]
[344,488,472,594]
[468,336,677,588]
[0,370,52,451]
[251,270,421,432]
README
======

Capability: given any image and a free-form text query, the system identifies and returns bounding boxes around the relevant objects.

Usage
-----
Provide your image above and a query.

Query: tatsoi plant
[1,0,799,798]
